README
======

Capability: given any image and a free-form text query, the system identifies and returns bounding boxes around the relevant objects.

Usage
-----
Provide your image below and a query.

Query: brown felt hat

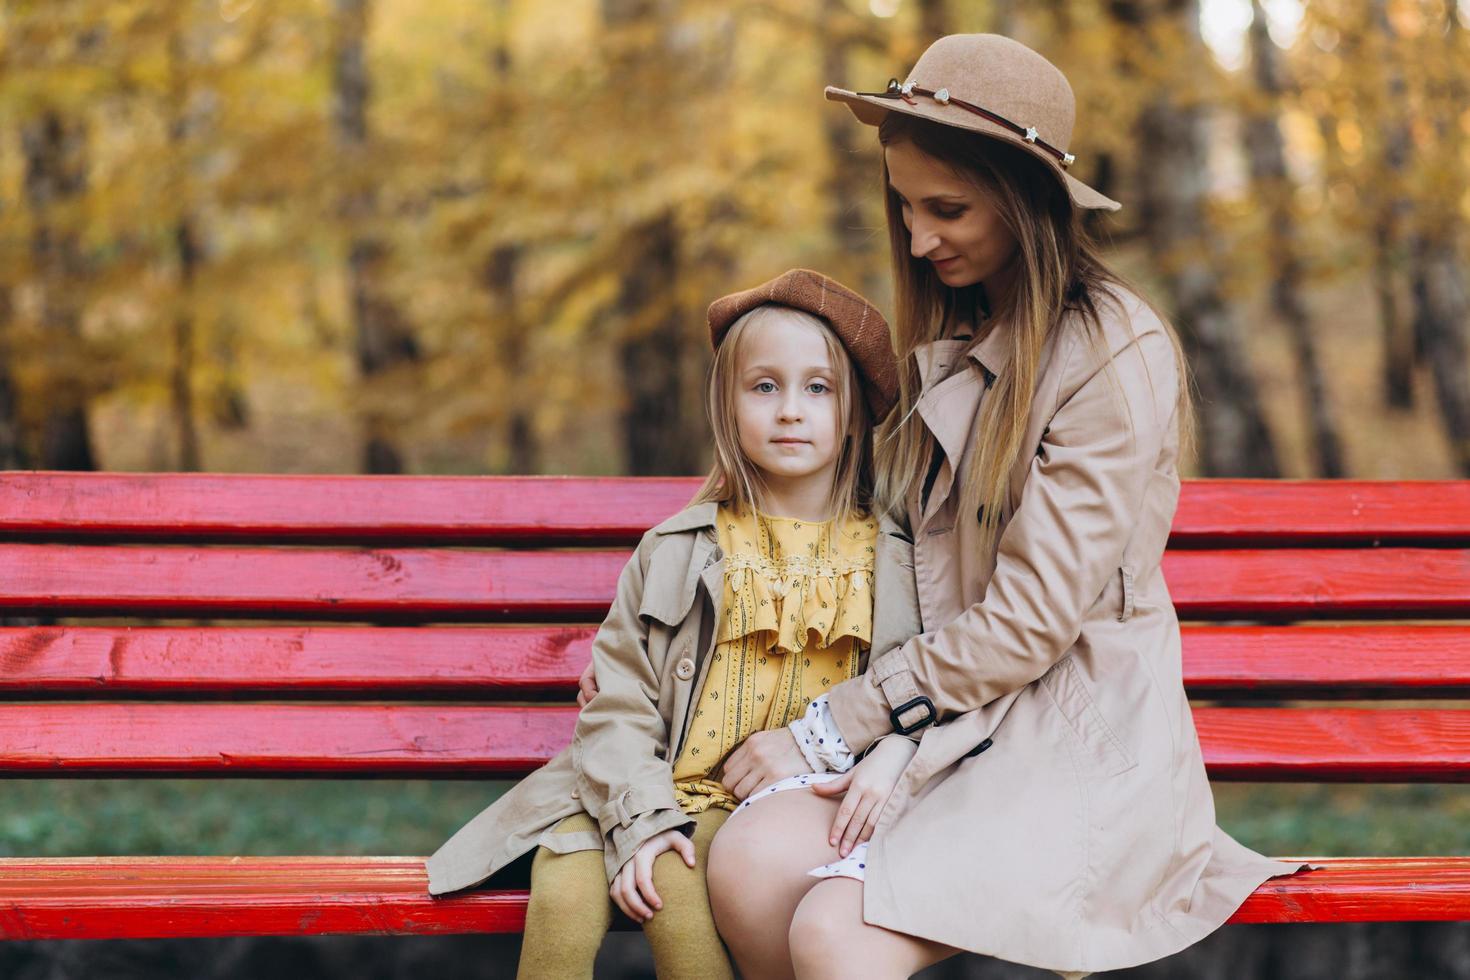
[707,268,898,422]
[825,33,1121,212]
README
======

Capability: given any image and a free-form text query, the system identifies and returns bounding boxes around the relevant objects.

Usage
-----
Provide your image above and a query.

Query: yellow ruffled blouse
[671,505,877,813]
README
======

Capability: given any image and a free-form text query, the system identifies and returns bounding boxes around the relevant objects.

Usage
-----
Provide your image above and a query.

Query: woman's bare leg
[706,789,844,980]
[788,877,957,980]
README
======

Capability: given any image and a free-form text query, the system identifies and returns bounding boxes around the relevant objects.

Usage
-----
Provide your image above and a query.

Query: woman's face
[885,139,1019,295]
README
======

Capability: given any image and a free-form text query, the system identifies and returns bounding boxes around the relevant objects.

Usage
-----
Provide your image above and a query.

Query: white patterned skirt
[728,772,872,881]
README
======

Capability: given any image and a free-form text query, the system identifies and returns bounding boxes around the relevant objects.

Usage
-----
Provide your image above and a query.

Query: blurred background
[2,0,1468,977]
[1,0,1468,480]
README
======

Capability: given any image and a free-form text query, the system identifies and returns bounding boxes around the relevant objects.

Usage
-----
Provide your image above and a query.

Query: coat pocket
[883,529,915,569]
[1039,654,1137,777]
[870,530,922,668]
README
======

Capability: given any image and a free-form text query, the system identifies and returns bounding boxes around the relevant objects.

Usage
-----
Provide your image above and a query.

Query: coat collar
[639,503,721,627]
[909,318,1009,527]
[967,315,1012,379]
[650,501,719,536]
[913,315,1010,392]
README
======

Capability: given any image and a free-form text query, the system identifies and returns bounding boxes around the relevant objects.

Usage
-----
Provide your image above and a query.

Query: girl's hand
[610,828,695,923]
[810,736,918,858]
[721,728,811,801]
[576,659,598,708]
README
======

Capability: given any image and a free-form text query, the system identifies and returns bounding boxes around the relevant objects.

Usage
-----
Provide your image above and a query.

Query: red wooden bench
[1,472,1468,940]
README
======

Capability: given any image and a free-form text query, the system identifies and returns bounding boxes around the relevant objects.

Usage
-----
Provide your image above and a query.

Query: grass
[3,779,1466,858]
[1,780,514,858]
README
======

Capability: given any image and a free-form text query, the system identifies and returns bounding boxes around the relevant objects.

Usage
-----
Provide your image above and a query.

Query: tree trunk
[1118,0,1279,476]
[334,0,421,474]
[21,110,96,471]
[916,0,949,45]
[483,243,537,475]
[482,2,536,475]
[1367,0,1415,408]
[168,25,205,472]
[1243,0,1344,476]
[602,0,701,476]
[0,288,26,469]
[172,219,202,471]
[616,213,700,474]
[1409,239,1470,474]
[1405,5,1470,475]
[822,0,883,299]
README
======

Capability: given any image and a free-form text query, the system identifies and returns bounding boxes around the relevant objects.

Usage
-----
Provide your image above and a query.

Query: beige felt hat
[825,33,1120,212]
[707,268,898,422]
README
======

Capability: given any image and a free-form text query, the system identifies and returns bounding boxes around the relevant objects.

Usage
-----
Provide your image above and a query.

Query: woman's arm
[573,538,692,880]
[827,317,1179,754]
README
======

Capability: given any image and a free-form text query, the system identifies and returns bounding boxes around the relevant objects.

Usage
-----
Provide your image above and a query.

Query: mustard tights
[517,809,734,980]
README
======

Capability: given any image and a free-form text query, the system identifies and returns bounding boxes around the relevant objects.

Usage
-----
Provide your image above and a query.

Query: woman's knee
[706,812,758,897]
[787,889,847,970]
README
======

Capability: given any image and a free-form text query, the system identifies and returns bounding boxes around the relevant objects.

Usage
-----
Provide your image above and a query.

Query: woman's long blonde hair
[874,113,1195,553]
[692,304,876,521]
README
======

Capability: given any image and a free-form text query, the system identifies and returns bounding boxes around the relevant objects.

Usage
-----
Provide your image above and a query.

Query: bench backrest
[1,474,1468,782]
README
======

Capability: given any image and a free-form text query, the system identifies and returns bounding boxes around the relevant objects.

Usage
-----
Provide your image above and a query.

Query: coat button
[570,788,579,800]
[675,657,695,680]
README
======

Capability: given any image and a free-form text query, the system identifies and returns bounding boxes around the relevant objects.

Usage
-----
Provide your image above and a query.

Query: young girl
[425,268,914,980]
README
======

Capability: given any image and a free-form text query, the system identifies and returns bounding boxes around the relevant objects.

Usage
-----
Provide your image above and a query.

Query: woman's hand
[610,828,695,923]
[721,728,812,801]
[576,659,598,708]
[810,735,918,858]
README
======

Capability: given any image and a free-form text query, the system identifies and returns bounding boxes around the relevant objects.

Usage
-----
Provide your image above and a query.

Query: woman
[701,34,1307,979]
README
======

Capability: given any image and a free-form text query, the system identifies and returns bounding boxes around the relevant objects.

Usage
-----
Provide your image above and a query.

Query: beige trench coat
[425,502,917,897]
[825,285,1306,974]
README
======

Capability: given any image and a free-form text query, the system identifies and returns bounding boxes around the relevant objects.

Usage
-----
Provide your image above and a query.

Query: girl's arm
[573,537,692,881]
[827,314,1179,755]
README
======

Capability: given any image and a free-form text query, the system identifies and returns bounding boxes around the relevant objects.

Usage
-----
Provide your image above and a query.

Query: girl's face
[733,313,844,495]
[885,139,1019,295]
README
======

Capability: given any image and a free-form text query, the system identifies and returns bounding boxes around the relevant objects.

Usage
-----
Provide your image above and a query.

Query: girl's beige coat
[824,285,1304,974]
[424,503,917,895]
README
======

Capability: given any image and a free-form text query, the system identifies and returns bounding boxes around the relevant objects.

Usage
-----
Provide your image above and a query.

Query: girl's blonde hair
[875,113,1195,554]
[692,304,875,520]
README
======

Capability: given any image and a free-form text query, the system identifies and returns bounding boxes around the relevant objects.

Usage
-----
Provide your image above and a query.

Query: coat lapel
[637,502,719,627]
[914,341,984,526]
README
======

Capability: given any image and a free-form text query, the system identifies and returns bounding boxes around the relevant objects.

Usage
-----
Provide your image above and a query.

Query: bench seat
[2,856,1468,940]
[1,473,1467,942]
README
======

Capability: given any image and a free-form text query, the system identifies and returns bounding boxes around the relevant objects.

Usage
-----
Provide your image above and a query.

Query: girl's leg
[517,814,612,980]
[642,808,736,980]
[706,789,847,980]
[788,877,957,980]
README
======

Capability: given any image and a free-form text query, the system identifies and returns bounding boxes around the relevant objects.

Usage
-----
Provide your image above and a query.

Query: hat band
[859,79,1076,169]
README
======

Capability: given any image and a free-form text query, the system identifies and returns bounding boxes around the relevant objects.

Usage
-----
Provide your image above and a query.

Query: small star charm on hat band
[1024,126,1039,143]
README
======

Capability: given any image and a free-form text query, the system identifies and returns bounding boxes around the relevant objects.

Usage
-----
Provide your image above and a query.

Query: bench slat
[3,704,1468,779]
[4,625,1468,697]
[0,545,627,621]
[0,474,700,545]
[1179,625,1470,697]
[1172,480,1470,546]
[0,856,1465,939]
[1,545,1467,620]
[0,704,578,775]
[3,474,1467,546]
[1192,708,1470,781]
[0,626,596,695]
